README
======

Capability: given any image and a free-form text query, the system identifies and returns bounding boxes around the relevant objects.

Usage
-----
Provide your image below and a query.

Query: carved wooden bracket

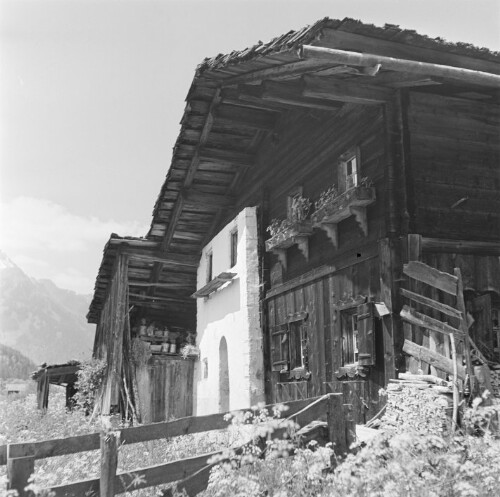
[350,206,368,236]
[273,248,287,270]
[315,222,338,248]
[295,236,309,260]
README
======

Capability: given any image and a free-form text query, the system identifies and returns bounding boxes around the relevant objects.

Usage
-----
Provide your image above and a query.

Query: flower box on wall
[312,186,376,248]
[265,221,313,269]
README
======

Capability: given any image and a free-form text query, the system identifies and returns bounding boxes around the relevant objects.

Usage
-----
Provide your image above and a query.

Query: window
[270,312,309,378]
[230,229,238,267]
[341,308,359,365]
[206,251,213,283]
[338,147,360,192]
[338,302,375,367]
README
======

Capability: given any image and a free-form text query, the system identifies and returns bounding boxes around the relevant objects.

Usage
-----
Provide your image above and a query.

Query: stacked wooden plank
[400,261,470,429]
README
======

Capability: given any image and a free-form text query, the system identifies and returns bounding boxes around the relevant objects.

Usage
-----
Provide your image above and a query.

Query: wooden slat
[303,75,393,105]
[400,305,464,338]
[223,57,337,85]
[421,238,500,256]
[403,261,458,295]
[403,339,466,380]
[400,288,463,319]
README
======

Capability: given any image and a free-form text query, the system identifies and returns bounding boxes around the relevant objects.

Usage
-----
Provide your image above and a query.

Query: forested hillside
[0,343,36,380]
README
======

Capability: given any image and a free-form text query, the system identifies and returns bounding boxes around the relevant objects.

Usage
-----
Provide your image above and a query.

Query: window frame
[230,228,238,268]
[206,251,213,283]
[338,146,361,193]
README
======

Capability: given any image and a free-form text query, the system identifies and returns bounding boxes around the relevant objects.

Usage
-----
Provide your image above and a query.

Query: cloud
[0,196,150,294]
[0,196,148,253]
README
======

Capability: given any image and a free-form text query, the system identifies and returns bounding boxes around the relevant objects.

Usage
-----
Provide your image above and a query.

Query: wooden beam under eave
[183,189,235,209]
[301,45,500,88]
[302,75,393,105]
[261,79,344,112]
[184,90,220,188]
[214,103,278,130]
[222,57,340,85]
[317,29,500,76]
[198,147,254,167]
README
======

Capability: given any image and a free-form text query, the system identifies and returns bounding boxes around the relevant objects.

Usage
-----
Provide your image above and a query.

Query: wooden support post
[7,445,34,497]
[100,416,120,497]
[326,393,347,458]
[343,403,356,450]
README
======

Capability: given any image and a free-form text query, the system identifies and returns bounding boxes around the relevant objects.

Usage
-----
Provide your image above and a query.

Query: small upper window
[230,229,238,267]
[206,251,213,283]
[339,147,360,192]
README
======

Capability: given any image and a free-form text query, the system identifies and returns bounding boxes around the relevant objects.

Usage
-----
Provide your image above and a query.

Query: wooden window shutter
[357,302,375,366]
[270,324,289,372]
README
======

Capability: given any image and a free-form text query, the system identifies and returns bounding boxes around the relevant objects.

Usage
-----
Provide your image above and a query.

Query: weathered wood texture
[407,92,500,240]
[93,253,130,414]
[135,356,194,423]
[402,339,466,380]
[266,256,384,422]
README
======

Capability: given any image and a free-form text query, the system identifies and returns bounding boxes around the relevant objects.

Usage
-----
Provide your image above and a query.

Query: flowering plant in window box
[265,195,312,267]
[311,179,375,246]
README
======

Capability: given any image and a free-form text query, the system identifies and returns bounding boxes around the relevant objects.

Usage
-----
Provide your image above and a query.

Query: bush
[74,358,106,413]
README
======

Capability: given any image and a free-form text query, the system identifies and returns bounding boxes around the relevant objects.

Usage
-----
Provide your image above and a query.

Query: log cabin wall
[266,257,386,423]
[232,103,387,278]
[93,252,130,413]
[230,103,391,422]
[407,92,500,240]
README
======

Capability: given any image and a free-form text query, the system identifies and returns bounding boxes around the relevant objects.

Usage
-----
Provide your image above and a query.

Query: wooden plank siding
[407,92,500,240]
[266,257,385,422]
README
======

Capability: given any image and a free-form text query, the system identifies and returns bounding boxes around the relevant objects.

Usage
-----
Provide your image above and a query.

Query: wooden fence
[1,393,353,497]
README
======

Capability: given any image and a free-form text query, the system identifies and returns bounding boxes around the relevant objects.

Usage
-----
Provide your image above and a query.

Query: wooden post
[326,393,347,458]
[7,445,34,497]
[100,416,120,497]
[343,403,356,450]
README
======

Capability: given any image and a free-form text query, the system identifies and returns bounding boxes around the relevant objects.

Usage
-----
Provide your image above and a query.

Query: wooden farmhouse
[88,18,500,425]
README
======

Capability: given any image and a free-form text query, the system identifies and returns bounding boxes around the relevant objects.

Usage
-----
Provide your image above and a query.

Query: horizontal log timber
[403,339,466,379]
[183,189,235,208]
[129,293,192,304]
[198,147,254,167]
[220,87,291,112]
[302,75,393,105]
[300,45,500,88]
[421,238,500,256]
[260,79,343,111]
[222,56,339,85]
[129,281,193,290]
[403,261,458,295]
[125,251,198,267]
[400,305,464,339]
[319,28,500,75]
[214,103,278,130]
[400,288,463,319]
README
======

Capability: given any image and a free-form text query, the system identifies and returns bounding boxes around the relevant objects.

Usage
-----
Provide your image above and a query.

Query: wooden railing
[1,393,354,497]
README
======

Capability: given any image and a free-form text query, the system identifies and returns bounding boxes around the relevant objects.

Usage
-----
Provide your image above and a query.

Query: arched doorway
[219,337,230,412]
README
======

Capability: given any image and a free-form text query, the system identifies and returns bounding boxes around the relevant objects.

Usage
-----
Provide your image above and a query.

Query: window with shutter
[357,302,376,366]
[270,324,289,372]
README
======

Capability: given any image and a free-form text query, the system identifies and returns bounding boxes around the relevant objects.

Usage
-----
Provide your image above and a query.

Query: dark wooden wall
[407,92,500,240]
[135,356,194,423]
[266,256,385,423]
[232,104,387,281]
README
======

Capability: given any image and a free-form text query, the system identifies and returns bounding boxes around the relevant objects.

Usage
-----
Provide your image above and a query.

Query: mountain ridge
[0,251,95,364]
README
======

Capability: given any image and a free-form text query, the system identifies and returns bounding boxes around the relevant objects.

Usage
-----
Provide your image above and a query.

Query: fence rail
[2,393,353,496]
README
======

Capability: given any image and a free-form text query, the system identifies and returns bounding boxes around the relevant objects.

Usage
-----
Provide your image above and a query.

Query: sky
[1,0,499,295]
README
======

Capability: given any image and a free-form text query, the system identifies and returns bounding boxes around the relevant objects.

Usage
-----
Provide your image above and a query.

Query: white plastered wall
[193,206,265,415]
